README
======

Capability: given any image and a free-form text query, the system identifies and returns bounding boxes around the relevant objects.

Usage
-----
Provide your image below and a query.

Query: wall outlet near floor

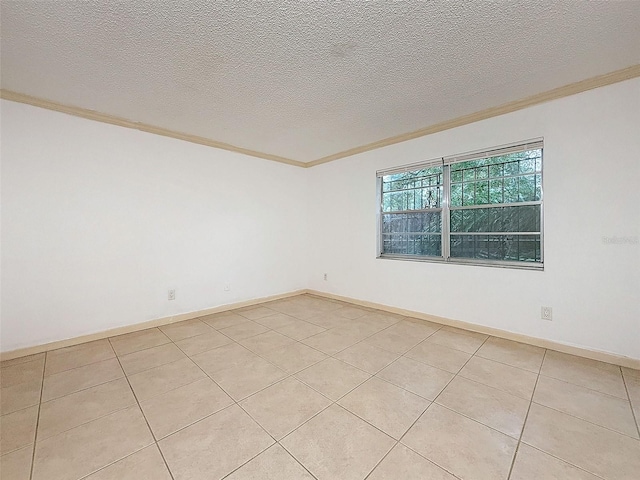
[224,283,231,291]
[541,306,553,321]
[168,289,176,301]
[323,273,327,281]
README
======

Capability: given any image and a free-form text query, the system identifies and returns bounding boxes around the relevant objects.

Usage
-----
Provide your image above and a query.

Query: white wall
[2,79,639,359]
[308,78,640,359]
[0,101,309,351]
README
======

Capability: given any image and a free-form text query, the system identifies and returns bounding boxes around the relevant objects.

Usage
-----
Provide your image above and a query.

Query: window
[377,140,543,269]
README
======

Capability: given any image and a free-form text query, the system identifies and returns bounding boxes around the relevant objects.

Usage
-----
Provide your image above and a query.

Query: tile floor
[1,294,639,480]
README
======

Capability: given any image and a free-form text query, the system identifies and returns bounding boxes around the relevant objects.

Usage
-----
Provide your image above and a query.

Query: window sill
[377,254,544,271]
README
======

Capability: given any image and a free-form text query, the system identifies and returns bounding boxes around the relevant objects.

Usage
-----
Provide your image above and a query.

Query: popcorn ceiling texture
[1,0,639,162]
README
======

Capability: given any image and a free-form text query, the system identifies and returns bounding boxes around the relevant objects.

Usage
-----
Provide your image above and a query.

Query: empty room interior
[1,1,640,480]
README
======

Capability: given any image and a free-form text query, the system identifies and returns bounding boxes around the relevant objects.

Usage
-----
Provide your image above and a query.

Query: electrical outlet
[323,273,327,281]
[541,306,552,321]
[168,289,176,301]
[224,283,231,292]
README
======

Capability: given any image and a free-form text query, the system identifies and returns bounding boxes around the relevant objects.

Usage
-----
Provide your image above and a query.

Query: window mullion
[442,165,451,261]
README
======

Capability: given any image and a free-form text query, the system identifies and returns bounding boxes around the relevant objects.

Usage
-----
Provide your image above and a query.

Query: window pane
[379,146,542,266]
[382,167,443,212]
[450,234,541,262]
[382,212,441,234]
[450,205,540,233]
[382,234,441,256]
[450,149,542,207]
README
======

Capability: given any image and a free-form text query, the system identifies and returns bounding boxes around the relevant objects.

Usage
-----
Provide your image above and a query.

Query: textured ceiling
[1,1,640,163]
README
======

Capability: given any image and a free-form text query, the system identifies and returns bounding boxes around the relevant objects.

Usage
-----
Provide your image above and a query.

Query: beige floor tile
[191,343,259,376]
[219,321,270,341]
[84,445,172,480]
[334,342,400,374]
[45,340,115,376]
[402,403,517,480]
[253,312,299,329]
[32,406,153,480]
[127,357,206,400]
[274,319,326,340]
[258,342,327,374]
[159,404,274,480]
[367,443,457,480]
[174,329,232,356]
[476,337,545,372]
[109,328,170,356]
[622,367,640,430]
[1,380,41,415]
[510,443,601,480]
[357,312,402,330]
[459,356,538,399]
[238,330,295,355]
[159,319,213,342]
[281,404,395,480]
[42,357,124,401]
[424,328,486,354]
[377,357,453,401]
[225,444,315,480]
[1,352,44,369]
[141,378,233,439]
[440,325,489,340]
[201,311,250,329]
[405,341,471,373]
[0,405,38,454]
[436,376,529,438]
[240,377,331,439]
[118,343,186,376]
[235,306,278,320]
[305,311,354,329]
[301,329,363,355]
[210,356,287,400]
[541,350,627,398]
[38,378,136,440]
[302,296,344,311]
[534,374,638,438]
[364,329,424,354]
[333,306,369,320]
[269,301,333,320]
[389,319,440,338]
[0,357,45,388]
[522,403,640,479]
[295,358,370,400]
[339,377,430,439]
[327,324,380,344]
[622,366,640,381]
[0,444,33,480]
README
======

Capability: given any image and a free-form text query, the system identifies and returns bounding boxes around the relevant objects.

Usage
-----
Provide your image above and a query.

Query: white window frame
[376,139,544,270]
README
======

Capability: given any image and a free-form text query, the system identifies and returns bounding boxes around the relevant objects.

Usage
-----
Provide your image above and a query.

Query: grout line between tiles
[9,295,638,479]
[377,335,491,479]
[516,441,608,480]
[74,444,154,480]
[111,348,176,480]
[28,348,47,480]
[528,400,640,441]
[108,340,173,359]
[505,348,545,480]
[365,402,463,480]
[535,371,630,401]
[620,367,640,439]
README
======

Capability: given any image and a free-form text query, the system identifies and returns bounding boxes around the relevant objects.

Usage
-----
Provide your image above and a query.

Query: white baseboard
[307,289,640,370]
[0,289,306,361]
[3,288,638,371]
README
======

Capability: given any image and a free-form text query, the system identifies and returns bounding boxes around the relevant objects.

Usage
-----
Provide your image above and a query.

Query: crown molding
[3,64,638,169]
[0,89,306,168]
[306,64,640,167]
